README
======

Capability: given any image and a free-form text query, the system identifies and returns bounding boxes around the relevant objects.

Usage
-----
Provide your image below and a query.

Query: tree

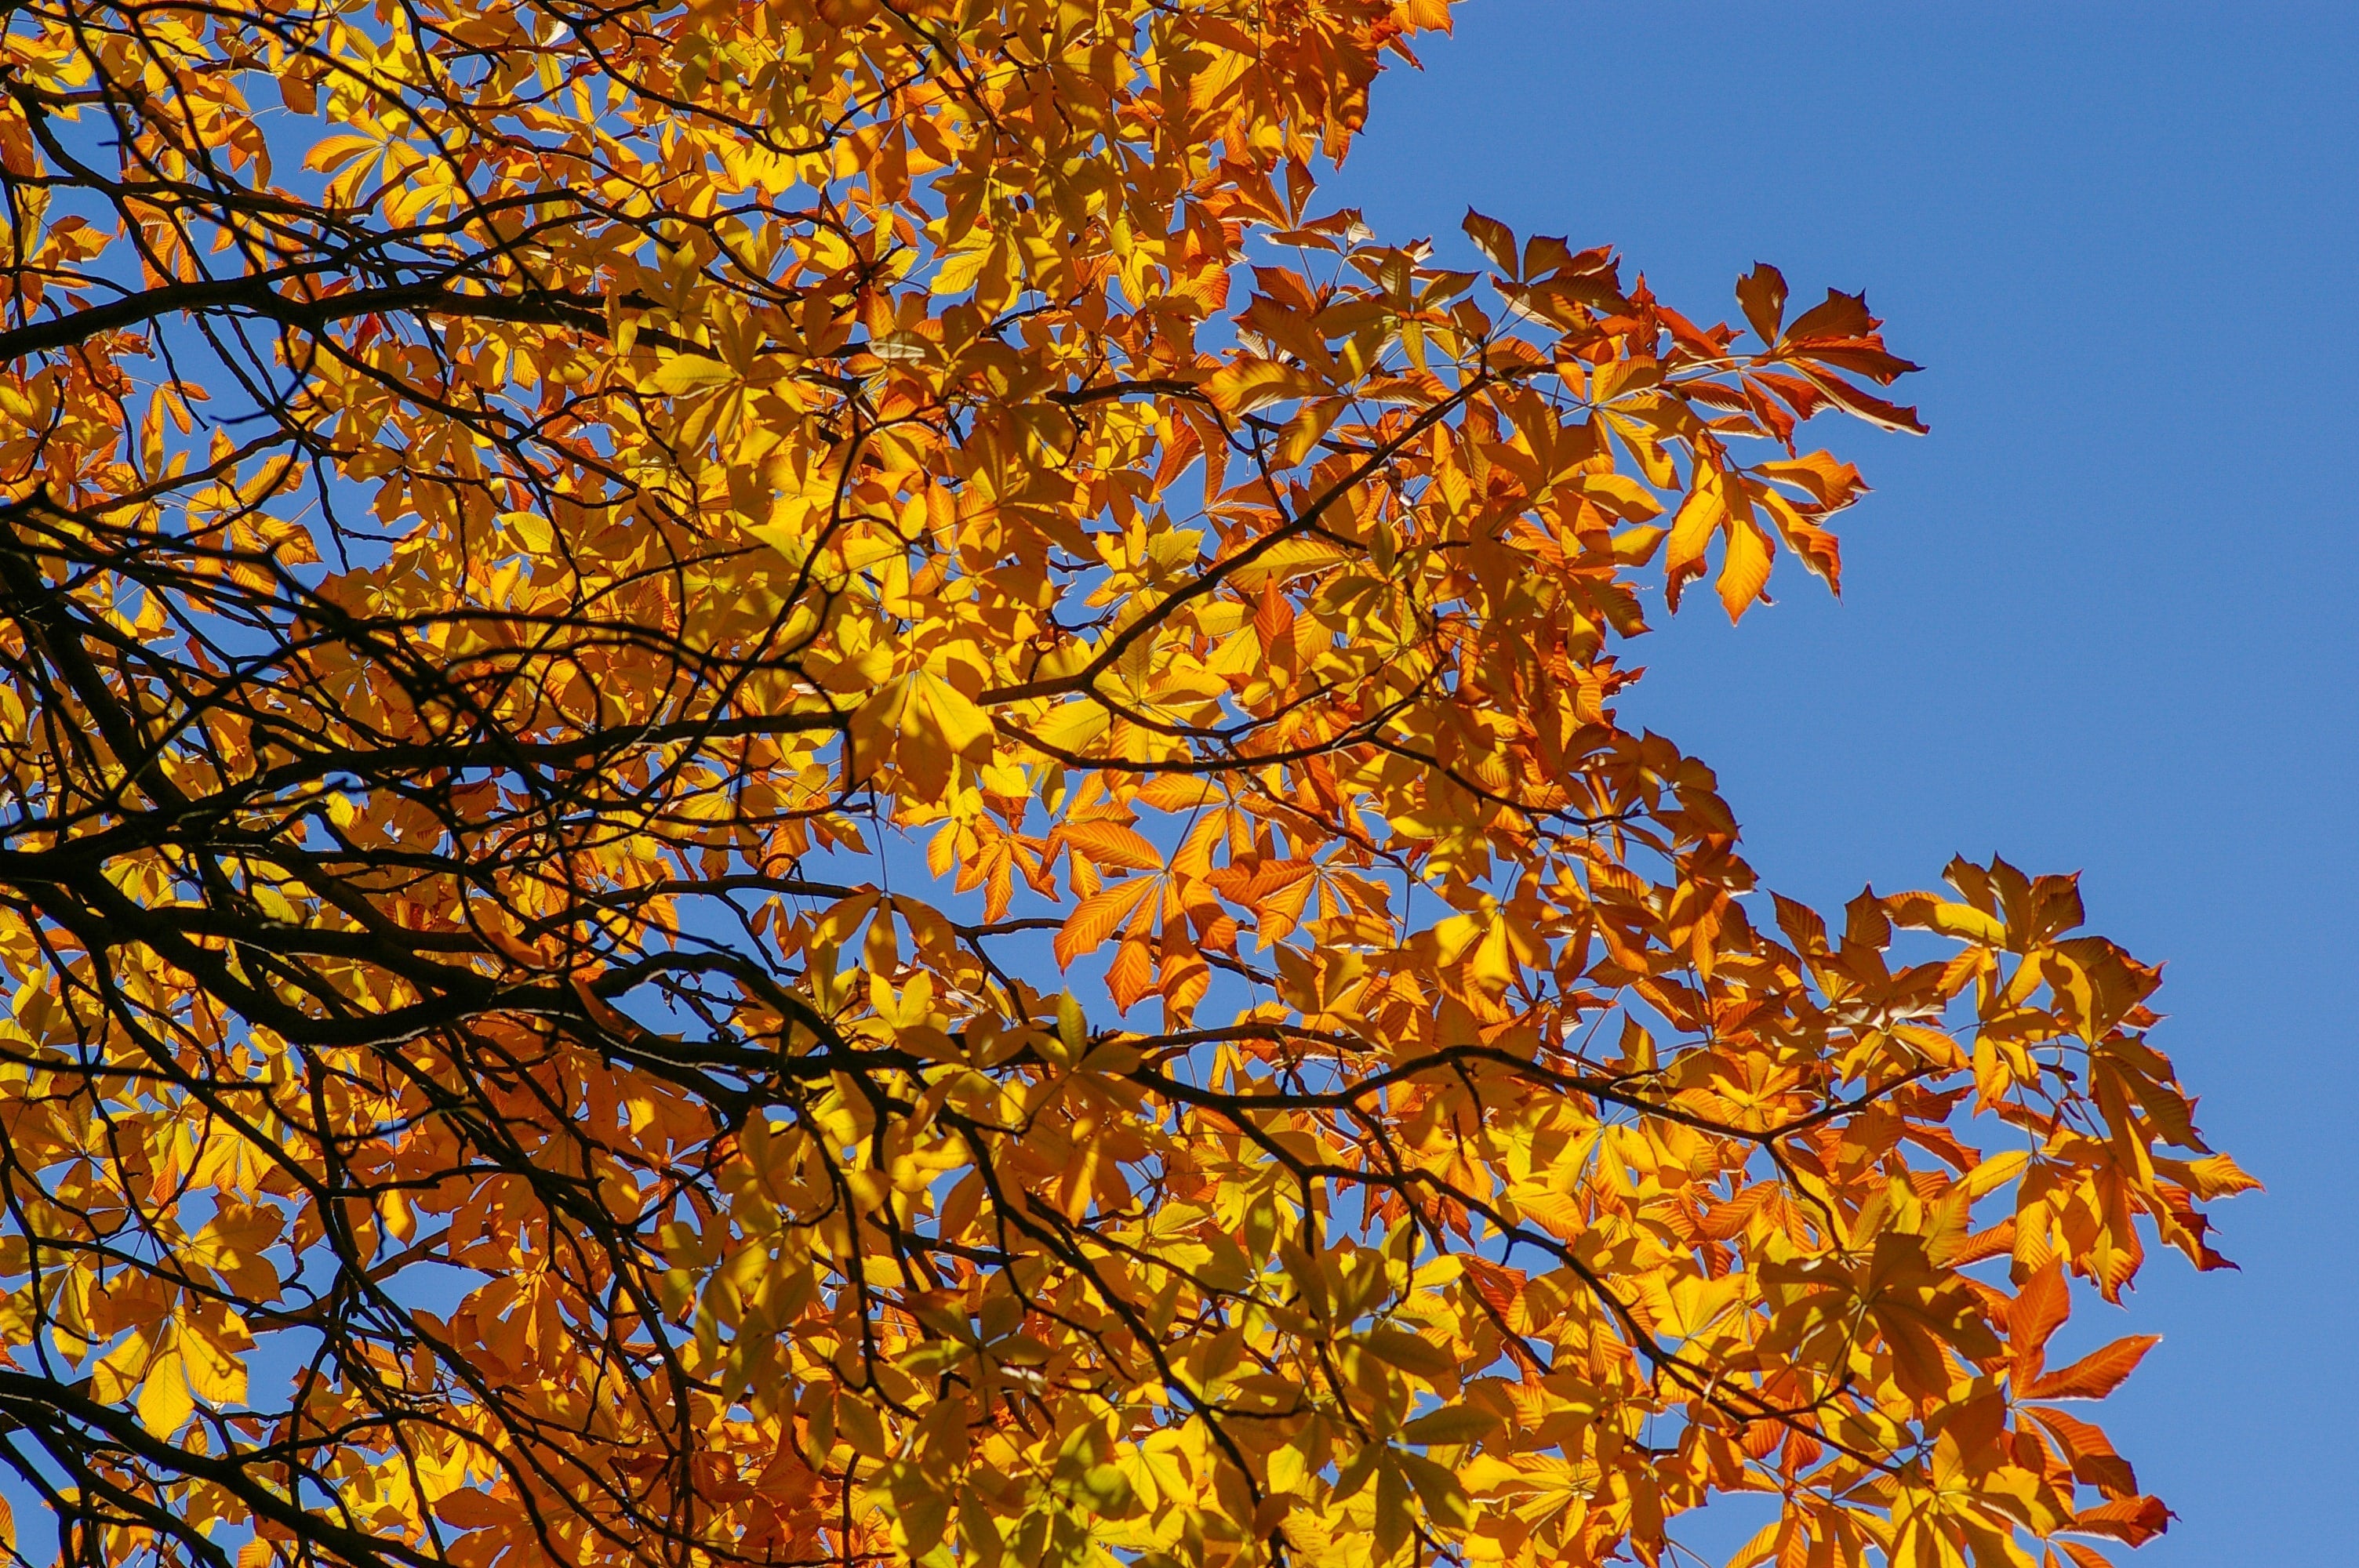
[0,2,2248,1567]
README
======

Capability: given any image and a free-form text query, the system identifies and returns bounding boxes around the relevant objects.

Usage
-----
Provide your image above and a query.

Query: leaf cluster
[0,4,2241,1568]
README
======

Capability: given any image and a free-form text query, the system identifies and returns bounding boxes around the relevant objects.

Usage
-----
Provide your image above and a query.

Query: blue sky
[1325,1,2359,1559]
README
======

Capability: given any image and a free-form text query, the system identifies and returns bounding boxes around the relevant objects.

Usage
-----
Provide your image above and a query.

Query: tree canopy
[0,2,2249,1568]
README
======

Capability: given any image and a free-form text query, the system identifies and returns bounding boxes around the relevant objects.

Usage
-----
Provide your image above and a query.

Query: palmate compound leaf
[0,3,2239,1568]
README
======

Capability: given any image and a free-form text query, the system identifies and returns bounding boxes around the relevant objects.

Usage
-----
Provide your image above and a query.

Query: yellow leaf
[183,1317,251,1405]
[1205,358,1319,416]
[1029,699,1112,755]
[1399,1403,1502,1446]
[303,132,379,174]
[138,1350,194,1436]
[1961,1149,2029,1201]
[1716,518,1774,622]
[1574,470,1667,520]
[1888,891,2008,946]
[931,243,993,296]
[912,667,996,762]
[1663,478,1723,579]
[1611,524,1667,566]
[643,354,736,394]
[1659,1272,1744,1338]
[1362,1327,1458,1387]
[501,510,554,555]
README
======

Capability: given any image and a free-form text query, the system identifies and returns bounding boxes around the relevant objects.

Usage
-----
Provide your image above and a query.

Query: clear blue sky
[1325,2,2358,1560]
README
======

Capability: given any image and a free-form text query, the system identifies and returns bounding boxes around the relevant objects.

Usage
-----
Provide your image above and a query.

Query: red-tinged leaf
[1783,287,1877,343]
[2145,1178,2243,1274]
[2063,1495,2170,1547]
[1795,365,1930,435]
[1656,302,1732,359]
[1791,340,1923,384]
[435,1490,511,1529]
[2026,1405,2139,1499]
[1522,234,1610,285]
[1736,379,1800,447]
[2025,1334,2161,1402]
[1054,878,1158,967]
[1736,262,1787,345]
[1251,265,1324,316]
[1748,369,1829,421]
[1770,893,1828,955]
[1841,886,1892,951]
[2055,1543,2117,1568]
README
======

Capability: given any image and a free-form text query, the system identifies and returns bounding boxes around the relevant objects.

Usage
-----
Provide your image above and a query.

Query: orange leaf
[1463,209,1519,277]
[1107,937,1155,1011]
[2055,1544,2117,1568]
[1716,519,1773,622]
[1053,878,1158,967]
[1205,358,1319,416]
[1059,820,1164,873]
[1662,479,1723,609]
[2009,1264,2070,1385]
[1254,579,1297,661]
[1735,262,1787,345]
[2063,1495,2169,1547]
[2025,1405,2139,1499]
[2024,1334,2160,1402]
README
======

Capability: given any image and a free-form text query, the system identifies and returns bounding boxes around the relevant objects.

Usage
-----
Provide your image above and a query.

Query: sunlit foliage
[0,2,2245,1567]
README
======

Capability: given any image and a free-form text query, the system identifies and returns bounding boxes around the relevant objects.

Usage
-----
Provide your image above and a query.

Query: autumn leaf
[643,354,736,394]
[1205,358,1321,416]
[1055,878,1159,967]
[0,4,2229,1568]
[851,668,997,800]
[1056,819,1164,873]
[2024,1335,2162,1402]
[2066,1495,2172,1547]
[1736,261,1788,345]
[1889,889,2010,947]
[2010,1263,2071,1385]
[1463,209,1521,277]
